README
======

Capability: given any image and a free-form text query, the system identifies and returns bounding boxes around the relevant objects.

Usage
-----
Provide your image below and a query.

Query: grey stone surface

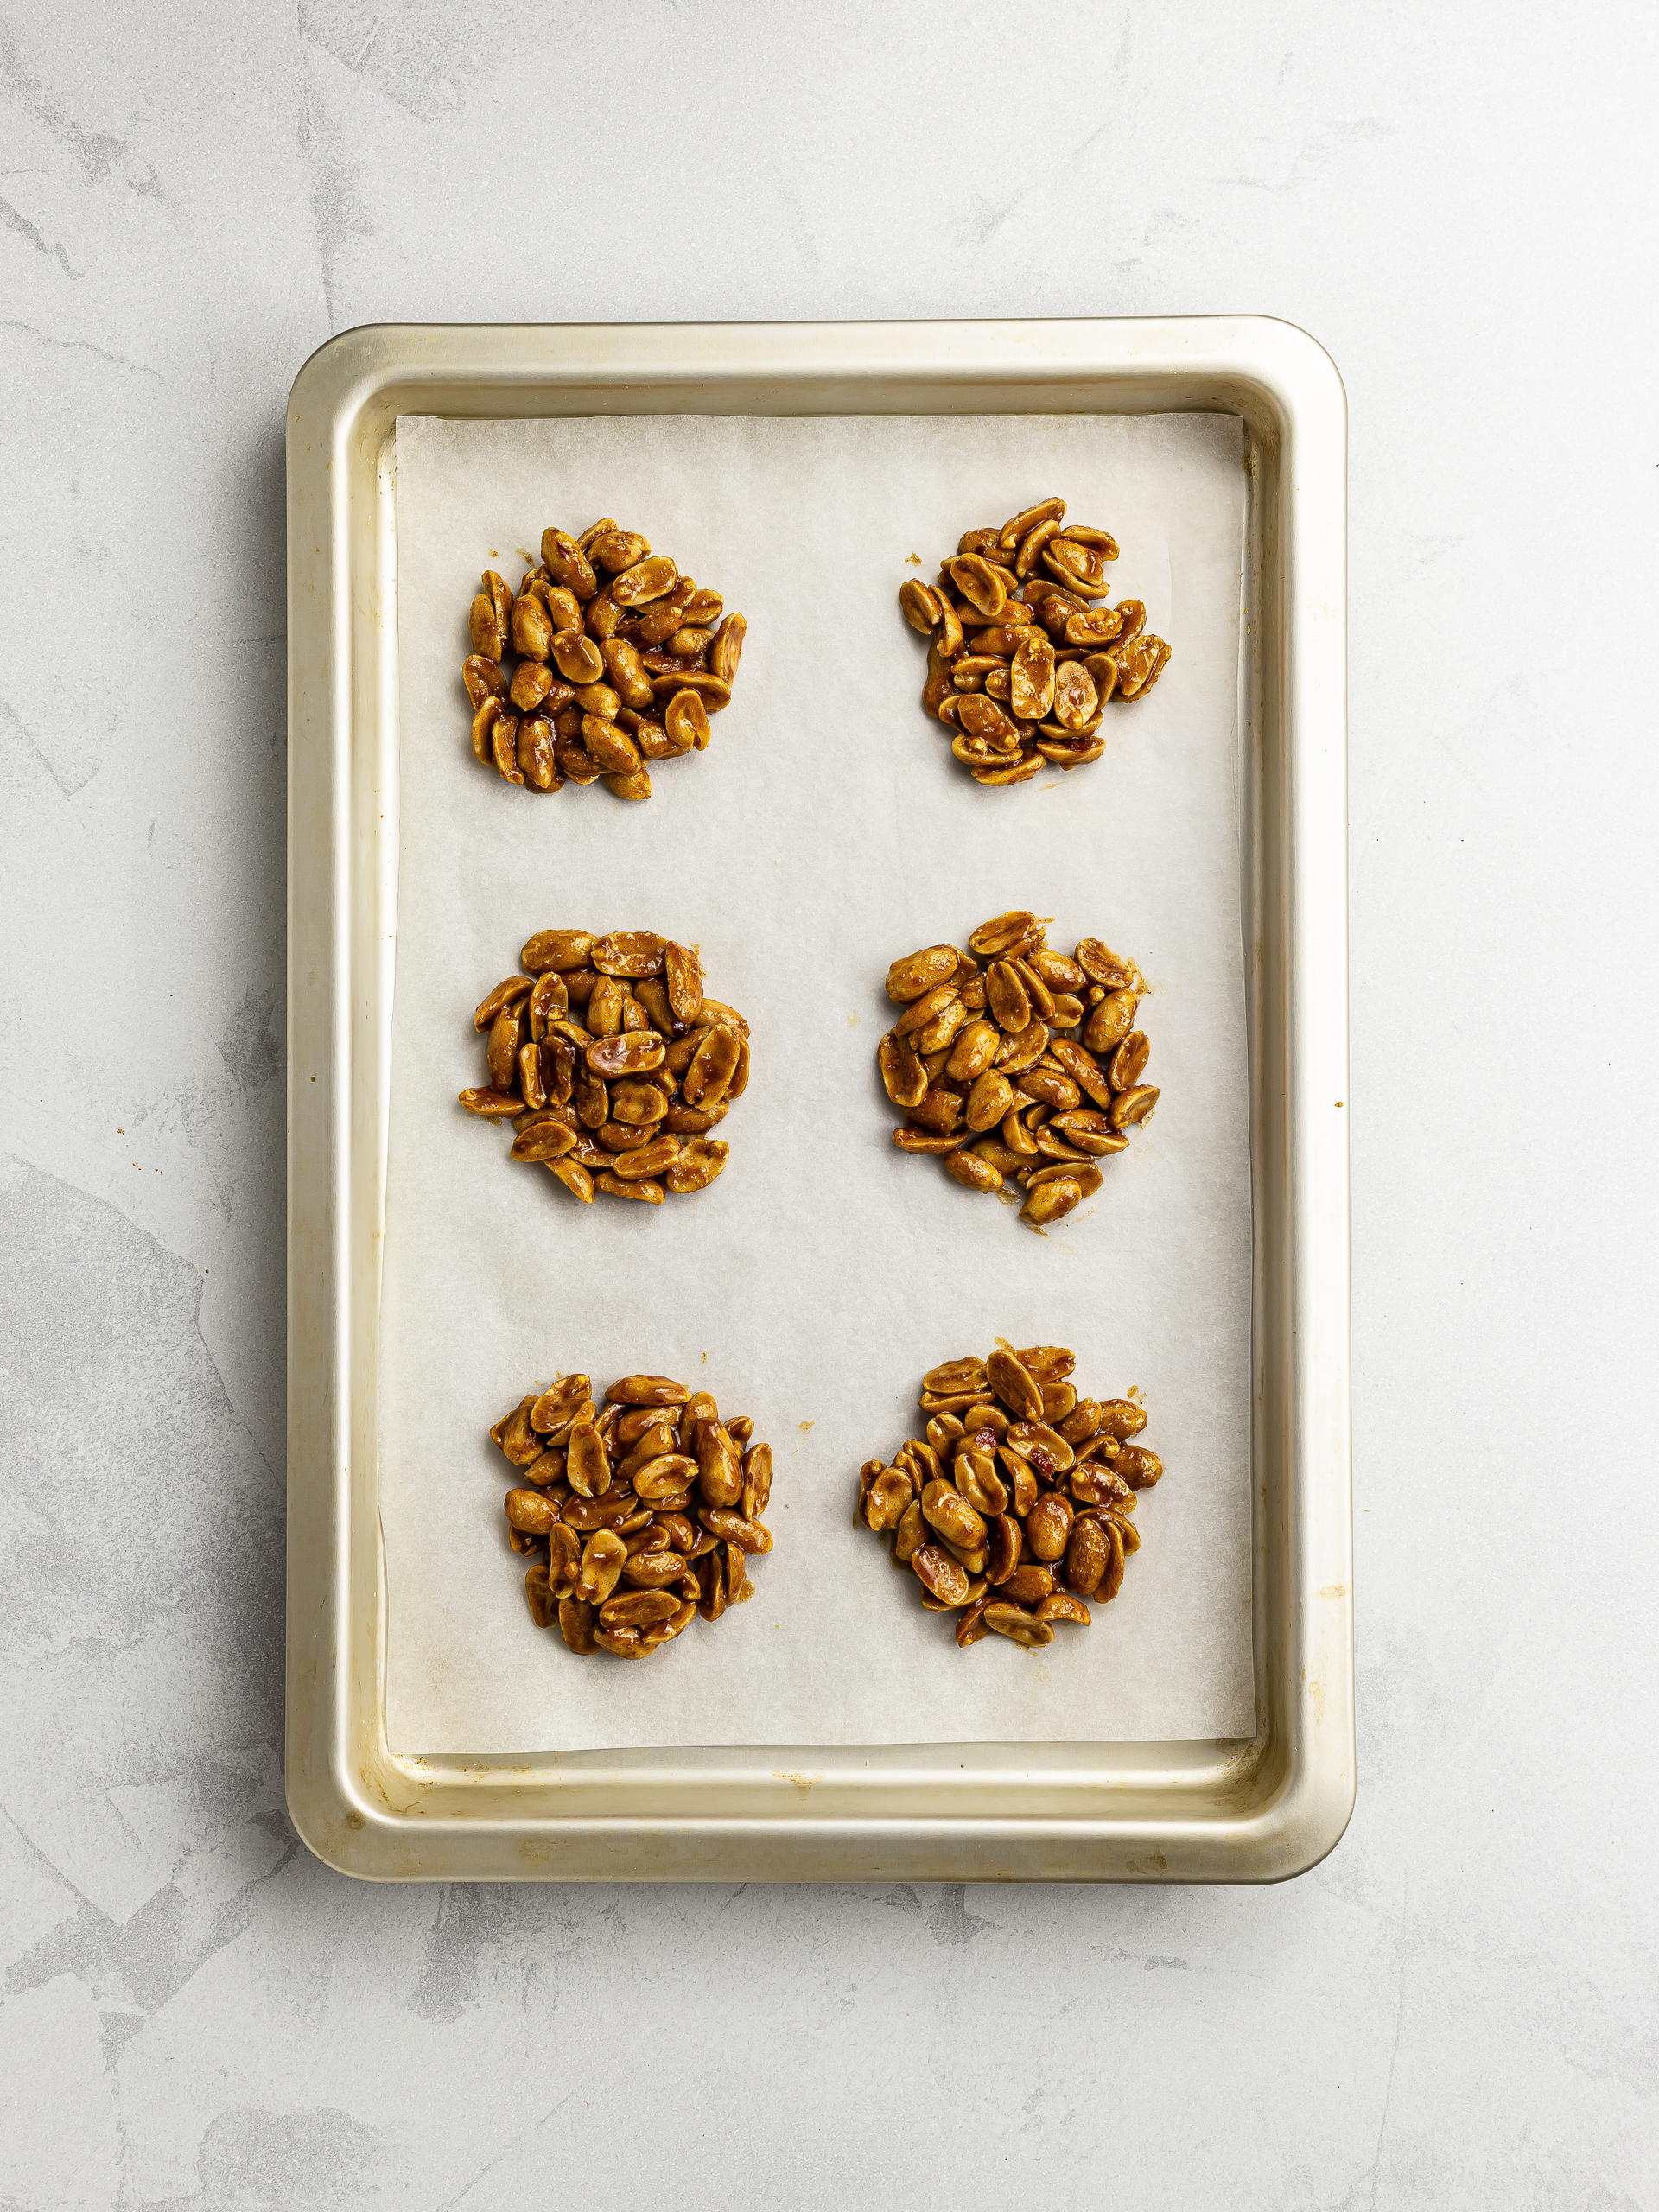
[2,3,1654,2205]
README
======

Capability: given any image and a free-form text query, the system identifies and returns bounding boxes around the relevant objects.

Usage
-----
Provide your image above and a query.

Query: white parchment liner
[381,411,1254,1752]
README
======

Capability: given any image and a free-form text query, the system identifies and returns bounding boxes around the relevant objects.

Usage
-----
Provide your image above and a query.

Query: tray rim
[285,315,1351,1884]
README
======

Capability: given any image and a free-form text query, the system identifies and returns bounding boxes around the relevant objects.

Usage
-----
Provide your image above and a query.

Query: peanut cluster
[857,1345,1165,1648]
[899,494,1170,785]
[460,928,749,1206]
[463,518,745,798]
[494,1372,773,1659]
[880,911,1158,1230]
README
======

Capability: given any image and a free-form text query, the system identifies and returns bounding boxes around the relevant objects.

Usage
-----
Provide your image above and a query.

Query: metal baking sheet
[285,317,1352,1881]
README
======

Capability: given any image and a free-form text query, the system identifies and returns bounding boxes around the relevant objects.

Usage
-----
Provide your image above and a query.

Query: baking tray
[285,317,1351,1882]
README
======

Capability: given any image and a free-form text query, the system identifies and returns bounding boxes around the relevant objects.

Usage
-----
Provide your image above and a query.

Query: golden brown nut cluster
[462,518,747,799]
[857,1345,1164,1648]
[494,1372,773,1659]
[879,912,1157,1230]
[899,494,1170,785]
[460,928,750,1206]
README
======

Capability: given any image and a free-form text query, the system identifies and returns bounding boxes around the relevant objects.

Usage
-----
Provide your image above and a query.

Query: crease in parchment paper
[380,410,1254,1754]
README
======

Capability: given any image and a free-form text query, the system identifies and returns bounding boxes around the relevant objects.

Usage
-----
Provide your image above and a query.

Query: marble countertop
[3,3,1653,2205]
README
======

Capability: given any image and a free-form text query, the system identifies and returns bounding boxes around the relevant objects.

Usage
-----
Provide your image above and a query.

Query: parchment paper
[382,410,1254,1753]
